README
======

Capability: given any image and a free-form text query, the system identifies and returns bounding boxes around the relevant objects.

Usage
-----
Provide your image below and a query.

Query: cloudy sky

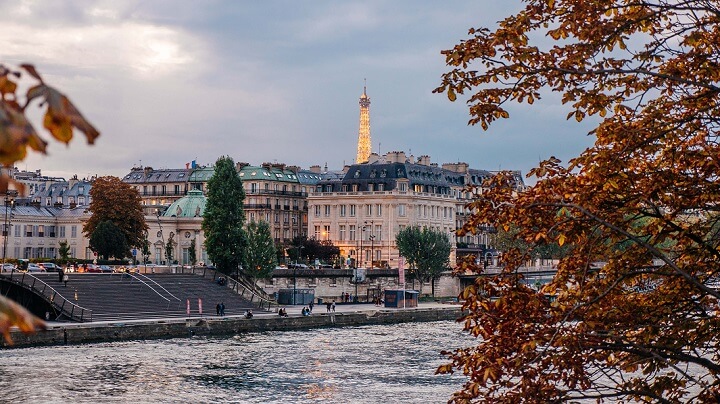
[2,0,595,182]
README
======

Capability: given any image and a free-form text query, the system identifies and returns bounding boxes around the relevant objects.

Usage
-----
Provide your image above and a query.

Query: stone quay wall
[3,306,463,349]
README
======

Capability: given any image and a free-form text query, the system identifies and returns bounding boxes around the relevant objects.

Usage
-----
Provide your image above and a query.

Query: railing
[246,189,307,197]
[173,266,278,312]
[122,272,173,305]
[0,271,93,322]
[132,272,182,302]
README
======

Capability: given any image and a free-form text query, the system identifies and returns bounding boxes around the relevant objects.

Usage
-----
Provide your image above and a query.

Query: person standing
[58,267,64,283]
[331,300,336,312]
[63,272,69,287]
[216,303,221,316]
[220,302,226,316]
[326,301,331,312]
[309,301,314,313]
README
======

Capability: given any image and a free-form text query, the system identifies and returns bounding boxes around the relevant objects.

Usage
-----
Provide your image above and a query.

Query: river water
[0,321,475,403]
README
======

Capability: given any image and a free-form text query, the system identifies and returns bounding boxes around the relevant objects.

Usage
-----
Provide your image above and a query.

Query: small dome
[163,189,206,218]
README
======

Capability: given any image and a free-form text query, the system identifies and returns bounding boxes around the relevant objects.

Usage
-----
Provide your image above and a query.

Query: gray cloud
[2,0,596,182]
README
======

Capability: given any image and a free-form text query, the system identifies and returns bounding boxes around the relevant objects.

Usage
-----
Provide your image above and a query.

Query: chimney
[309,165,322,174]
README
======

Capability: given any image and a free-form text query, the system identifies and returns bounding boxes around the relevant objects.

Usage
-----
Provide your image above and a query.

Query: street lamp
[365,220,374,268]
[2,195,14,271]
[293,245,304,305]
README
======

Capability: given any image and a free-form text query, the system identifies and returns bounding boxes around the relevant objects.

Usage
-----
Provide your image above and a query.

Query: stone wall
[3,306,462,348]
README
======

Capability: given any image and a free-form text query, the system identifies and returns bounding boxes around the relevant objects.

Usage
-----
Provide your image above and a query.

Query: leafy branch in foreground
[436,1,720,402]
[0,63,100,344]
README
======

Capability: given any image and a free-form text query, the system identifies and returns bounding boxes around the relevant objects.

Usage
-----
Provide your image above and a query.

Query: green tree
[435,1,720,402]
[302,237,340,264]
[202,156,246,275]
[243,220,277,280]
[188,239,197,266]
[58,240,71,261]
[84,176,147,257]
[396,226,451,293]
[165,238,174,265]
[89,220,128,260]
[141,236,151,264]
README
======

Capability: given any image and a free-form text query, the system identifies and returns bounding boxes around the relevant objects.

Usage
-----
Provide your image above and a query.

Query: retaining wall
[3,306,463,348]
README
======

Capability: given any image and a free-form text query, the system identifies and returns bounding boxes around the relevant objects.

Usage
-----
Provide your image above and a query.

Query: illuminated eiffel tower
[355,83,371,163]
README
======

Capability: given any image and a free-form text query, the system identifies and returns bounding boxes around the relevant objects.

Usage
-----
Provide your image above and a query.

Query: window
[25,225,32,237]
[366,204,372,216]
[14,225,20,237]
[323,225,330,240]
[339,225,346,241]
[399,204,406,217]
[375,225,382,241]
[399,182,407,192]
[339,205,346,217]
[71,226,77,238]
[314,226,320,239]
[350,205,356,217]
[38,225,44,238]
[376,204,382,217]
[349,225,356,241]
[314,205,321,217]
[324,205,331,217]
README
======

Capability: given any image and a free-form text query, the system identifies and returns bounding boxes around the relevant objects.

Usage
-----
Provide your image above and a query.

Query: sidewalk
[261,301,458,317]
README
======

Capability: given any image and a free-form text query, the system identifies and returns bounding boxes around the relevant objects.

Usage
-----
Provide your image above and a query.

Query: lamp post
[364,220,374,268]
[360,225,366,267]
[2,195,13,271]
[293,245,304,305]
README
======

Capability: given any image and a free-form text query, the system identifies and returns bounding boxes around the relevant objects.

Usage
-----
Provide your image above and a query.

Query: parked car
[39,262,60,272]
[27,264,44,272]
[85,264,101,273]
[98,265,113,273]
[1,263,16,272]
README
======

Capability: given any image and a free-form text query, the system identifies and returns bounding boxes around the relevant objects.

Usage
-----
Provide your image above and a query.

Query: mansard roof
[123,167,192,184]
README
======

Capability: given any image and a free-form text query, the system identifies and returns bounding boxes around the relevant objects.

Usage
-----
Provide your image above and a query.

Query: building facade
[307,151,525,269]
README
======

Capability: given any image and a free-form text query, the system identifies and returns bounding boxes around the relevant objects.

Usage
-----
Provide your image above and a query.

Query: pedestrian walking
[309,301,314,313]
[326,301,331,312]
[216,303,221,316]
[331,300,336,312]
[58,268,64,283]
[220,302,225,316]
[63,273,69,287]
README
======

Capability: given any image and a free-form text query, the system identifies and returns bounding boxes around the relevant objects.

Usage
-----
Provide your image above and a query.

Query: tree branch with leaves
[436,1,720,402]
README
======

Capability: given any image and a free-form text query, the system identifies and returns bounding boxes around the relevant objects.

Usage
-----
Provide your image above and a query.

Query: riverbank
[3,302,463,348]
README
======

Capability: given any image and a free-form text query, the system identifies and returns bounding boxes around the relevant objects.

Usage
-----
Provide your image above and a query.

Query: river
[0,320,475,403]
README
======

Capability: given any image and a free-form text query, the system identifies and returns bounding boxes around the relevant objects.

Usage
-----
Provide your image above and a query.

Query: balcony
[247,189,307,197]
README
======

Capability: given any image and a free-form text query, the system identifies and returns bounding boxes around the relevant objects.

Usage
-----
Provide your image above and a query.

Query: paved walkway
[42,301,461,329]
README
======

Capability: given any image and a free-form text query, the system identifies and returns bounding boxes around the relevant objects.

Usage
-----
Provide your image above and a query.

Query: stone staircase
[27,272,259,322]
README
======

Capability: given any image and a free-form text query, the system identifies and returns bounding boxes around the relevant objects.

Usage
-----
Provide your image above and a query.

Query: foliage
[58,240,71,260]
[491,224,570,263]
[0,63,100,343]
[141,236,151,264]
[435,1,720,402]
[89,221,128,260]
[202,156,247,274]
[243,220,277,279]
[291,235,340,264]
[165,238,174,264]
[84,176,147,257]
[188,239,197,266]
[396,226,451,283]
